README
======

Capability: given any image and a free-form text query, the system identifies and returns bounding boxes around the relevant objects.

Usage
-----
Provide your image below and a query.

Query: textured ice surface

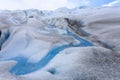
[0,7,120,80]
[9,30,93,75]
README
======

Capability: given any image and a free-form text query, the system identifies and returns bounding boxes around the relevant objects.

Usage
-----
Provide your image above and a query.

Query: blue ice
[9,30,93,75]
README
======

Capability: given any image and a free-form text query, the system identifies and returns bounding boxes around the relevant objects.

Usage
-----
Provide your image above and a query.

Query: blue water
[66,30,93,46]
[9,30,93,75]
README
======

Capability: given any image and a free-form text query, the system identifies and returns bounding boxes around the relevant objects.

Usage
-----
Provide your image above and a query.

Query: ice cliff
[0,7,120,80]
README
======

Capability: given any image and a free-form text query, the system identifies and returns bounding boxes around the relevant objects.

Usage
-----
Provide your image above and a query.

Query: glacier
[9,29,93,75]
[0,7,120,80]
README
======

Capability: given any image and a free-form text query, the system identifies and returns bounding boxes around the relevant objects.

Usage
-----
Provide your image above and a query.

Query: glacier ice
[0,7,120,80]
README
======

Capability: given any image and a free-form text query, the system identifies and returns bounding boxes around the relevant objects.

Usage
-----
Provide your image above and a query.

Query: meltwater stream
[9,30,93,75]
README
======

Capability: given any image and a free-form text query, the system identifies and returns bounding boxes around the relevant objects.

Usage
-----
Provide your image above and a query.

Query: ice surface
[0,7,120,80]
[9,30,93,75]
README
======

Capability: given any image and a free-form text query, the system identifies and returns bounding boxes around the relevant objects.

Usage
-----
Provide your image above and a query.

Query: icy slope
[0,7,120,80]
